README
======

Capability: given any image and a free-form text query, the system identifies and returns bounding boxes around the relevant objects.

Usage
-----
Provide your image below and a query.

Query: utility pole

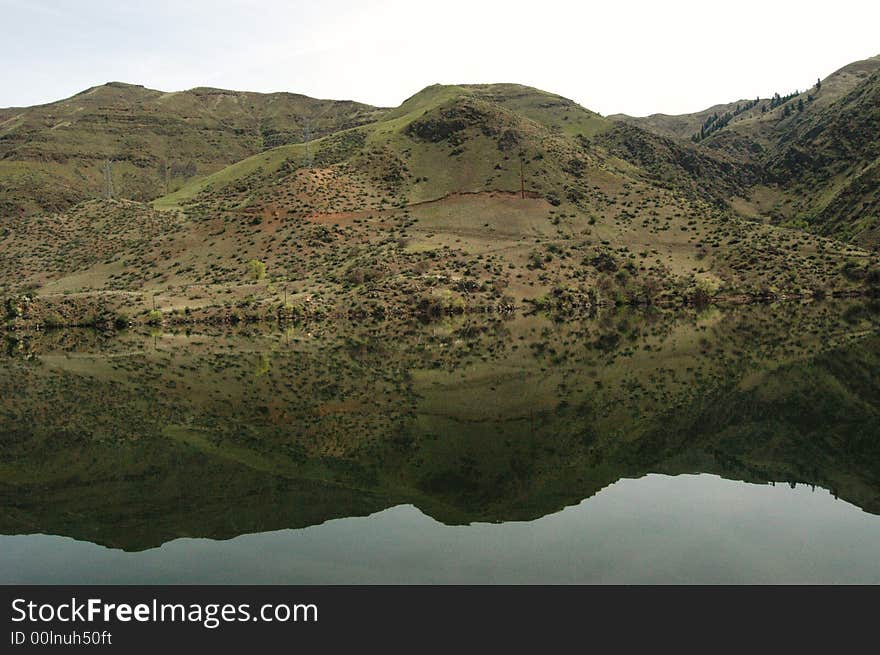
[303,119,313,167]
[104,159,115,199]
[520,156,525,199]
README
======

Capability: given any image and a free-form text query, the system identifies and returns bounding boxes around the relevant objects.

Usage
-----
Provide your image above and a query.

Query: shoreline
[4,286,877,333]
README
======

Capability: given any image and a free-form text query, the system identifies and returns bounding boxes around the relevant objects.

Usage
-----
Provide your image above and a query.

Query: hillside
[613,55,880,143]
[0,82,384,217]
[610,99,768,141]
[613,55,880,249]
[757,67,880,246]
[2,78,879,329]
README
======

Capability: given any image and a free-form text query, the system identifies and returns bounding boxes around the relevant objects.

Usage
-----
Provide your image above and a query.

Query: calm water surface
[3,474,880,584]
[2,301,879,583]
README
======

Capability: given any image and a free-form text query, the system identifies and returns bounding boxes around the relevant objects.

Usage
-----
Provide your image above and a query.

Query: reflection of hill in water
[1,301,879,551]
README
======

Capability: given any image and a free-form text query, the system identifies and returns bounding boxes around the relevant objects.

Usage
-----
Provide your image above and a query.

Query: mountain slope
[760,69,880,246]
[159,82,611,209]
[613,55,880,143]
[0,82,384,217]
[610,98,767,141]
[611,55,880,249]
[2,81,878,327]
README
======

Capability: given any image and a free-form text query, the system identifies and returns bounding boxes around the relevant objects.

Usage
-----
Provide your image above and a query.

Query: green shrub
[44,313,64,329]
[247,259,267,281]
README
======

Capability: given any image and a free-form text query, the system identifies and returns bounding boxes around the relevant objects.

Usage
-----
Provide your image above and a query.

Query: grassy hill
[2,77,879,329]
[614,55,880,249]
[0,82,384,217]
[158,82,610,207]
[758,68,880,246]
[613,55,879,142]
[610,99,769,141]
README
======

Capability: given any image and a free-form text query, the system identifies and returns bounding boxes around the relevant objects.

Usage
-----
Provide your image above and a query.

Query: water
[3,474,880,584]
[2,300,879,583]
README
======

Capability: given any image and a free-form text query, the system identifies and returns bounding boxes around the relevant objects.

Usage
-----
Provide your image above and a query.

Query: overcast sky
[2,0,878,116]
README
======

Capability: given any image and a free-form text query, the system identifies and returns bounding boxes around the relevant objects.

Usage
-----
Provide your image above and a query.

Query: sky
[2,0,878,116]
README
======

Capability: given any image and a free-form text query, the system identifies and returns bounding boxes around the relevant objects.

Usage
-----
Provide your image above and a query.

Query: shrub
[247,259,267,282]
[691,277,721,305]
